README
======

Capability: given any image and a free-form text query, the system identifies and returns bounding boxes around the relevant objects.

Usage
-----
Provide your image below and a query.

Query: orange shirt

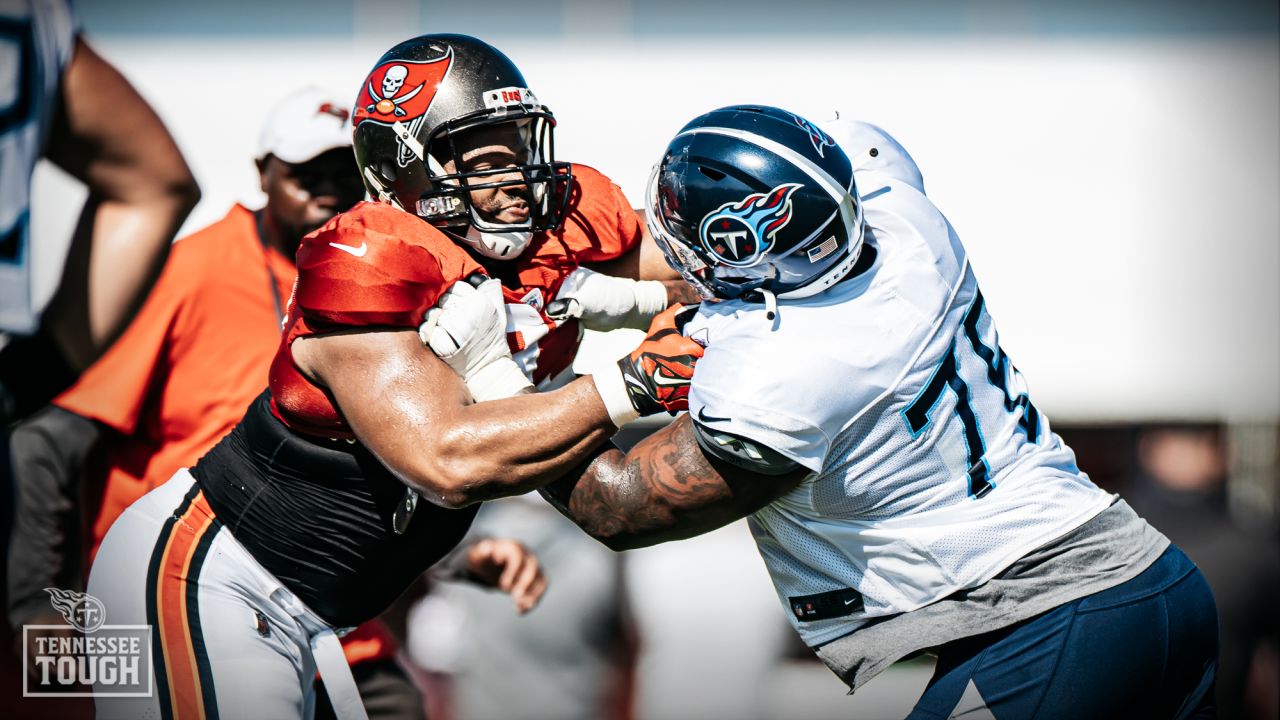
[55,204,295,557]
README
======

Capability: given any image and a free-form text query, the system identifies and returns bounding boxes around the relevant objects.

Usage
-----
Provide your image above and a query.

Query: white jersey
[0,0,75,335]
[684,168,1113,647]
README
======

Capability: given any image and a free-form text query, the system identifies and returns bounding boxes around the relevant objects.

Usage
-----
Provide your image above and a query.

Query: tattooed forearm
[541,415,797,550]
[662,279,703,307]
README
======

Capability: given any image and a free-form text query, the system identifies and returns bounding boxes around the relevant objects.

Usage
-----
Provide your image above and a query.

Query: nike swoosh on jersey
[329,241,368,257]
[696,407,732,424]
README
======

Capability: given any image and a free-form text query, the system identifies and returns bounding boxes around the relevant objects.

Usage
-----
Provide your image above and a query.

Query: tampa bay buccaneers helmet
[645,105,863,300]
[352,34,571,259]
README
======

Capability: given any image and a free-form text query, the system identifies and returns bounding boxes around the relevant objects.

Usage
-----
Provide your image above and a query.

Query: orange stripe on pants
[153,491,217,720]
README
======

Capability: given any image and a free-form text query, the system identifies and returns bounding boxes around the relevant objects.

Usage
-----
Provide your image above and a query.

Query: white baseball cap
[257,87,353,164]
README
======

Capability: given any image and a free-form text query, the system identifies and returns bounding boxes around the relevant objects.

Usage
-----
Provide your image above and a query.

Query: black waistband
[192,390,477,627]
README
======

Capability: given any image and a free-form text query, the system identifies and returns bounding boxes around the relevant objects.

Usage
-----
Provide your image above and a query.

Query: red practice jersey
[269,164,641,438]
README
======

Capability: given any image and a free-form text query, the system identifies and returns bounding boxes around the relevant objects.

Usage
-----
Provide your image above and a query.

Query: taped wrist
[591,362,642,428]
[631,280,670,328]
[466,357,534,402]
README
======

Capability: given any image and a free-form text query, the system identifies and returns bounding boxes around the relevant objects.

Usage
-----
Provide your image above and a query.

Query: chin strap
[759,287,778,321]
[461,224,533,260]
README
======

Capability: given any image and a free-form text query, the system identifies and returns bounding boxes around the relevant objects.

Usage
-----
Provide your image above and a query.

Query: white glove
[420,277,533,401]
[545,267,669,332]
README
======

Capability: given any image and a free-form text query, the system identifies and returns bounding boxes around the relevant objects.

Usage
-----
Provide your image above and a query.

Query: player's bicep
[291,328,470,499]
[551,414,807,549]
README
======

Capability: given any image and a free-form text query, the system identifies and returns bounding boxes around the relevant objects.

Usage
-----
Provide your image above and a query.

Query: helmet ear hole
[377,161,398,184]
[698,166,726,182]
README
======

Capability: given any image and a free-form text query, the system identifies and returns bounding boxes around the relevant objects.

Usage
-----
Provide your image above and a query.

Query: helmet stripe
[675,125,865,299]
[677,126,851,201]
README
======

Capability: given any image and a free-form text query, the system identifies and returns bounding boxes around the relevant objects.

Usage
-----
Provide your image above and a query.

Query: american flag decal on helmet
[807,236,839,263]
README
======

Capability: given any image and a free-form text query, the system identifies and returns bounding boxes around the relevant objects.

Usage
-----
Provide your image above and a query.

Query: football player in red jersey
[83,34,702,720]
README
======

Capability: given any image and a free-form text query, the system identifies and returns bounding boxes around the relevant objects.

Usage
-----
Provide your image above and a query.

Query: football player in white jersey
[535,106,1218,718]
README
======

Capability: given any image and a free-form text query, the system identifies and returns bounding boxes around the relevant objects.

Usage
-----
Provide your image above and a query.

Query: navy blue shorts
[908,544,1218,719]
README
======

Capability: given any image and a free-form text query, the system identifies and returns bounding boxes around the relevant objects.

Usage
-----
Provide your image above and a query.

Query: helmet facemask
[646,163,718,301]
[418,109,570,259]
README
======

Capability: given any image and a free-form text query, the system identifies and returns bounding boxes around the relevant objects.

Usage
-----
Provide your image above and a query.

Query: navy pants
[909,545,1218,719]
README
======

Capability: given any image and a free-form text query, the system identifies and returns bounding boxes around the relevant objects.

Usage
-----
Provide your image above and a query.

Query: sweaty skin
[290,327,618,509]
[287,122,705,510]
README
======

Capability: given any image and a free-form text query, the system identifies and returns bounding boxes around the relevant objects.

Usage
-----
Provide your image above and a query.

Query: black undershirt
[192,391,477,628]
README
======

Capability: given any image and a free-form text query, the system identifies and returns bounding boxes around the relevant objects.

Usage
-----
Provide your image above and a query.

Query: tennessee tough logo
[353,49,453,128]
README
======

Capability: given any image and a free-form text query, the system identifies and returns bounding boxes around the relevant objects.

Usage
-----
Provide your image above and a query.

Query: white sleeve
[689,380,829,473]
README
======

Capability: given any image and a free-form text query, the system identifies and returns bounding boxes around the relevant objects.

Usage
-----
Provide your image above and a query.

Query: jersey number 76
[901,290,1040,499]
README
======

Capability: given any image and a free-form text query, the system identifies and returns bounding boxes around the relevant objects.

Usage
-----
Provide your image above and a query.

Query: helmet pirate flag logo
[354,48,453,128]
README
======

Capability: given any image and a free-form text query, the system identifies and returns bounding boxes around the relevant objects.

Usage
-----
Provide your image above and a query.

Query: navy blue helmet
[645,105,863,300]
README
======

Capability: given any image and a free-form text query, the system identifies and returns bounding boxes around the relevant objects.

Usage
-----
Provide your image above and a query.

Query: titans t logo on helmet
[697,183,802,267]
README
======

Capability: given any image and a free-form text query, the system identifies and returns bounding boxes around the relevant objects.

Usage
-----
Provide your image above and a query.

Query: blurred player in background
[0,0,199,420]
[1125,426,1279,720]
[85,33,702,720]
[2,1,197,716]
[409,494,637,720]
[530,105,1219,718]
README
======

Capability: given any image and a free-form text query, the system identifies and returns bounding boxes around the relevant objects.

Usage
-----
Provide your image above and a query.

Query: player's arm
[550,215,700,330]
[539,415,810,550]
[291,306,700,509]
[583,209,700,301]
[40,37,200,370]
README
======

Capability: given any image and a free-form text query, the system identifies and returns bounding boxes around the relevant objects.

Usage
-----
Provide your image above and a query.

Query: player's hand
[419,274,533,401]
[591,304,704,427]
[464,538,547,615]
[546,267,669,332]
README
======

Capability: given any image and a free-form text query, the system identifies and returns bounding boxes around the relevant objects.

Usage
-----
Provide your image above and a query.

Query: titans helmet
[645,105,863,300]
[352,34,571,259]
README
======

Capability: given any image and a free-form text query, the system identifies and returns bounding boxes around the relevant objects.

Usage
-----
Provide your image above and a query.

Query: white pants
[87,469,367,720]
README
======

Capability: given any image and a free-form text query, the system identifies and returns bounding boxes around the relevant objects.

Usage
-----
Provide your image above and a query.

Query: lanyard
[253,210,286,326]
